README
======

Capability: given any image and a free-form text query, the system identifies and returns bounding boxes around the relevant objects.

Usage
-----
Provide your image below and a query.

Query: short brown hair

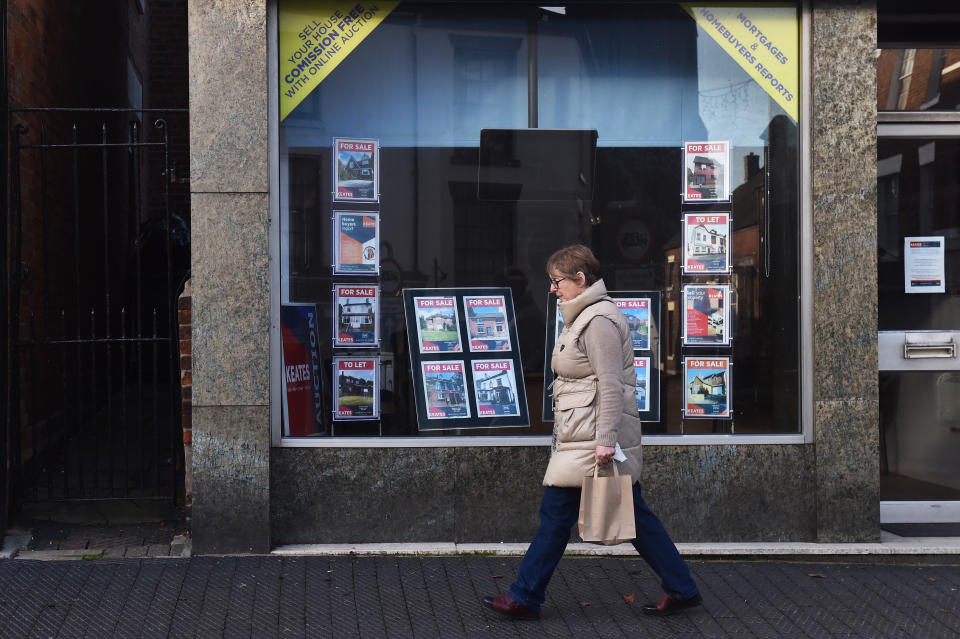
[546,245,601,285]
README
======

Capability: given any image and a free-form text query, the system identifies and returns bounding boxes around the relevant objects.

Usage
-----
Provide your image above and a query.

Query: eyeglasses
[548,277,567,289]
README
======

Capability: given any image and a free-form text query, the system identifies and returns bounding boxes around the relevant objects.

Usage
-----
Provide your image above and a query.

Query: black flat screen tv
[477,128,598,201]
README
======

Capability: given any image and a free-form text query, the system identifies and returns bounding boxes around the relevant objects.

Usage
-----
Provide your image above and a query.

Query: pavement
[2,515,960,638]
[0,549,958,637]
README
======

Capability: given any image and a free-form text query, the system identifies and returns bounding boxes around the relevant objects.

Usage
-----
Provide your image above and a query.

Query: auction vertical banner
[280,304,325,436]
[279,1,399,120]
[681,4,799,122]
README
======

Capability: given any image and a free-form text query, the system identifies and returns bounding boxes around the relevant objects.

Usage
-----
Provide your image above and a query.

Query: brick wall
[179,279,193,503]
[147,0,191,223]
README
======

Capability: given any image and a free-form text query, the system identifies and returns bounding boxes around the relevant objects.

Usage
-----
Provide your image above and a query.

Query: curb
[270,537,960,559]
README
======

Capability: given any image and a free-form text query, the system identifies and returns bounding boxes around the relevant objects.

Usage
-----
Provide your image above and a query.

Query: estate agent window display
[275,1,803,441]
[402,288,531,431]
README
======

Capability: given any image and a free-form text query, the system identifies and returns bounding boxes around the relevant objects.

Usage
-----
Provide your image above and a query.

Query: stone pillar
[811,1,880,541]
[187,0,270,553]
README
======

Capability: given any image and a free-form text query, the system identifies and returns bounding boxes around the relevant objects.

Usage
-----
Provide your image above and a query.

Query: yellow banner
[682,4,799,122]
[280,2,398,120]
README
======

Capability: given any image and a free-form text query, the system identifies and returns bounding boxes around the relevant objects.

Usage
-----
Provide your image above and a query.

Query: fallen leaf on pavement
[579,601,591,607]
[928,578,936,582]
[623,594,635,603]
[491,574,504,579]
[807,573,826,579]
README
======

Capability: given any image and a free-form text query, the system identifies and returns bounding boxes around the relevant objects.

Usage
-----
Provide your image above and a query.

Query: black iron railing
[7,107,189,504]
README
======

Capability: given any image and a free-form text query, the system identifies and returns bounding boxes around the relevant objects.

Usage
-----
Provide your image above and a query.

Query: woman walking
[483,245,701,619]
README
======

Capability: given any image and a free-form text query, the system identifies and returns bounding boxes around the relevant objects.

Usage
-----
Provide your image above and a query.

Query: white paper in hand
[613,443,627,462]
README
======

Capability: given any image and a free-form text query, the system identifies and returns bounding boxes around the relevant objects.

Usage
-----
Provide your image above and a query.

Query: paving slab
[0,555,952,638]
[4,509,191,560]
[15,549,103,561]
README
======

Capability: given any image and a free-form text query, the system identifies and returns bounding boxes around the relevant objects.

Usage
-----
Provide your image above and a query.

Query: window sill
[274,434,807,447]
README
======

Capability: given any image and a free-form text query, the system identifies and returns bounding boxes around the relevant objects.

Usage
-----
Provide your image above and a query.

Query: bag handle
[591,461,620,478]
[590,461,622,498]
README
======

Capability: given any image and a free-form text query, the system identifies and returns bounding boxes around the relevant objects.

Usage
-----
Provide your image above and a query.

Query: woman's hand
[595,445,616,466]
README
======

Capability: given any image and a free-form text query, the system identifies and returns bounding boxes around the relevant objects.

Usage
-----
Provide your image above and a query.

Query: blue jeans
[506,483,699,613]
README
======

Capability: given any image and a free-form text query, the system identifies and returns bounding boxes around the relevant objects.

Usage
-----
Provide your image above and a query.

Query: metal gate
[6,107,189,506]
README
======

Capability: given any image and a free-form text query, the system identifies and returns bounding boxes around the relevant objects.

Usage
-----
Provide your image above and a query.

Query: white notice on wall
[904,236,946,294]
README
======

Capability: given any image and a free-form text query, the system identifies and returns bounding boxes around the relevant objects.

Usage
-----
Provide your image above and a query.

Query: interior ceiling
[879,1,960,47]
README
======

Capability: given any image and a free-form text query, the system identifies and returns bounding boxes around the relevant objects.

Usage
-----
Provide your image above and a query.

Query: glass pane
[538,5,800,436]
[281,8,529,146]
[877,49,960,111]
[880,371,960,500]
[877,138,960,330]
[538,7,705,145]
[278,2,801,438]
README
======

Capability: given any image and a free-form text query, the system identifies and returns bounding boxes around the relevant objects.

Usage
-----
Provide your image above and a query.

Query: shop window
[277,2,802,440]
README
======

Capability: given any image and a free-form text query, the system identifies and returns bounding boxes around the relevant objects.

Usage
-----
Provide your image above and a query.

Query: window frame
[267,0,814,447]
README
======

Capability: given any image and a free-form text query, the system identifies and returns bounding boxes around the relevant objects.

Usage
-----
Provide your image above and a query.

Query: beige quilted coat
[542,280,643,487]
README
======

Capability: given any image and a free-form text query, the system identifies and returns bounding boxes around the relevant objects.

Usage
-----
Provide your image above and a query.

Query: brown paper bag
[578,463,636,545]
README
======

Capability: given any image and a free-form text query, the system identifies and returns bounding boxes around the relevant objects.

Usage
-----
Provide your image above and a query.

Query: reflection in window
[878,48,960,111]
[452,35,524,140]
[877,138,960,332]
[278,2,801,438]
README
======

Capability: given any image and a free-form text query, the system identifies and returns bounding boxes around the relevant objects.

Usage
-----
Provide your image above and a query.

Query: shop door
[877,112,960,526]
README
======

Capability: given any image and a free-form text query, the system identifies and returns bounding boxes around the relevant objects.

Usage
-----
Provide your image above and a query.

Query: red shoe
[482,594,540,619]
[642,593,703,616]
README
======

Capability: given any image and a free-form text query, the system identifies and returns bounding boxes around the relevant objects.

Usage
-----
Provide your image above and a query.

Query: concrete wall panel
[811,0,880,541]
[191,192,270,407]
[272,444,816,544]
[193,405,271,554]
[188,0,268,193]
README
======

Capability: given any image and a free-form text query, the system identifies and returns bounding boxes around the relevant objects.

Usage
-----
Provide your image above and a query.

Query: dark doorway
[8,108,189,510]
[4,0,190,523]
